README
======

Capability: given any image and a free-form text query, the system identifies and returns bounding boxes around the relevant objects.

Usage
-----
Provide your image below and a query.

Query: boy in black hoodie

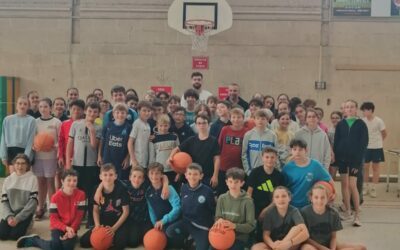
[333,100,368,227]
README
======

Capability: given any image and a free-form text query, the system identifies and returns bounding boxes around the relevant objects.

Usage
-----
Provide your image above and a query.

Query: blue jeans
[166,219,210,250]
[33,230,76,250]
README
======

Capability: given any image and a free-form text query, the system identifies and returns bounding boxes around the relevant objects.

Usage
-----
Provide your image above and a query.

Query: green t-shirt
[346,117,357,128]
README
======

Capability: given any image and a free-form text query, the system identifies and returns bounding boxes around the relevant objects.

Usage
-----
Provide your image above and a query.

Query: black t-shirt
[248,166,284,216]
[263,205,304,241]
[179,135,220,177]
[94,182,129,226]
[169,123,195,144]
[301,205,342,247]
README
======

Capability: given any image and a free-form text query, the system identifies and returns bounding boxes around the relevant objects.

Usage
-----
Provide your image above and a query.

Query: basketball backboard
[168,0,233,36]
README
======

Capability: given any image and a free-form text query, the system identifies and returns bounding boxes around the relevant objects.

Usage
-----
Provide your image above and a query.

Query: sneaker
[339,211,352,221]
[16,234,39,248]
[362,185,369,196]
[353,215,362,227]
[370,187,377,198]
[34,208,45,221]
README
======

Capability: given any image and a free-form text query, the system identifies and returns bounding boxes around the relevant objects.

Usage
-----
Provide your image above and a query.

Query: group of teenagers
[0,71,385,249]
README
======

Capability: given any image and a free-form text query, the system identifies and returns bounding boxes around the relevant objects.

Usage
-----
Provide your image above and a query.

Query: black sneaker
[16,234,39,248]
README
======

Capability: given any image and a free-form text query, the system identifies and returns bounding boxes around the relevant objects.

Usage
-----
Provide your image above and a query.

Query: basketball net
[185,20,214,52]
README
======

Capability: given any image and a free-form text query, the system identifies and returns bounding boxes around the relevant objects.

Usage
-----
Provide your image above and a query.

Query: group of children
[0,73,385,249]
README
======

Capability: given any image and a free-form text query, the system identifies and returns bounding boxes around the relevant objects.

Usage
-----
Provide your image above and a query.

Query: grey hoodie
[295,126,331,168]
[215,190,256,242]
[242,128,278,175]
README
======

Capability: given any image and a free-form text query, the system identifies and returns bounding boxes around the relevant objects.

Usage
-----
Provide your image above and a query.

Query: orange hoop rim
[185,19,214,35]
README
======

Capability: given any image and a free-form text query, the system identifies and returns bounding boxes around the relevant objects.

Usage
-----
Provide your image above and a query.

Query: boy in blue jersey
[146,162,181,240]
[282,139,333,208]
[166,163,215,250]
[98,103,132,180]
[242,109,277,175]
[102,85,138,128]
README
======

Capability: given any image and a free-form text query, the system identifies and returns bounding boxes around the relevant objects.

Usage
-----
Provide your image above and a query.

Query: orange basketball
[90,226,113,250]
[208,227,235,250]
[314,181,335,201]
[143,228,167,250]
[33,133,54,152]
[171,152,192,174]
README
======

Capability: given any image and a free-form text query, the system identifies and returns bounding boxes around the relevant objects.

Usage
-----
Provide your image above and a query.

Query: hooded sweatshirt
[242,128,277,174]
[333,118,368,164]
[295,126,331,168]
[215,190,256,242]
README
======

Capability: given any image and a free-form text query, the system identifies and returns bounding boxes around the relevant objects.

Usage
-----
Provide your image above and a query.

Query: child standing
[218,108,249,194]
[57,99,85,169]
[247,147,285,241]
[128,101,152,168]
[242,109,277,175]
[361,102,387,198]
[98,103,132,180]
[52,97,68,122]
[183,89,199,126]
[17,169,86,250]
[274,112,295,166]
[103,85,138,128]
[334,100,368,226]
[80,164,129,249]
[169,107,195,144]
[33,98,61,220]
[282,139,333,208]
[66,102,102,226]
[166,163,215,250]
[210,100,232,139]
[251,186,309,250]
[206,95,219,123]
[0,154,37,241]
[169,114,220,188]
[149,114,180,187]
[295,108,331,169]
[0,97,36,174]
[214,168,256,250]
[27,91,41,118]
[328,111,343,179]
[300,185,366,250]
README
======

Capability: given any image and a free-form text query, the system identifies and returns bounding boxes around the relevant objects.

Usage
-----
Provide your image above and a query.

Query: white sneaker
[370,187,377,198]
[339,211,352,221]
[362,185,369,196]
[353,214,362,227]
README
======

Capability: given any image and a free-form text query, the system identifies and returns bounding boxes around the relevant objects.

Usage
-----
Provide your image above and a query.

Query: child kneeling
[17,169,86,250]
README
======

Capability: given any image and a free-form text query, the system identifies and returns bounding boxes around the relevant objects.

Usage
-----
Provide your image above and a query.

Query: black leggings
[0,215,33,240]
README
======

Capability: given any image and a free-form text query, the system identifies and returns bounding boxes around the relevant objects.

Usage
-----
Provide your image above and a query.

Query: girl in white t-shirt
[361,102,387,198]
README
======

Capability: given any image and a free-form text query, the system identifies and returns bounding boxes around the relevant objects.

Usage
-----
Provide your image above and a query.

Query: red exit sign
[192,56,209,69]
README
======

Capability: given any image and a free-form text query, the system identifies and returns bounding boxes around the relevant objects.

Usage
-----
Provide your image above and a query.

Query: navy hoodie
[333,118,368,164]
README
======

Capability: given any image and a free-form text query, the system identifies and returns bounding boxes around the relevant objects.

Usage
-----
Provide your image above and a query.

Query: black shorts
[337,161,362,177]
[6,147,25,165]
[364,148,385,163]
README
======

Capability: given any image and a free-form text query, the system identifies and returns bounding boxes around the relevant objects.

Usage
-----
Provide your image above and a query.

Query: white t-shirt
[180,89,212,108]
[362,116,385,149]
[129,119,151,168]
[35,117,61,160]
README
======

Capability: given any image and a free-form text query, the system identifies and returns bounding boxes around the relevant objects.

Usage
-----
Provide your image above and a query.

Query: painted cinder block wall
[0,0,399,155]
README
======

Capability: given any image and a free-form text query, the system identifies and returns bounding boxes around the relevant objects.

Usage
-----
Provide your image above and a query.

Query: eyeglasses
[196,122,208,125]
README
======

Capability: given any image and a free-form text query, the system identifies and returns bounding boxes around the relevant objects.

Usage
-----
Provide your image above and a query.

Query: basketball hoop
[185,19,214,52]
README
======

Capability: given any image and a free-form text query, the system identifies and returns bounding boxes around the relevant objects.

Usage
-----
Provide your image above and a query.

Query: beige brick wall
[0,0,399,154]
